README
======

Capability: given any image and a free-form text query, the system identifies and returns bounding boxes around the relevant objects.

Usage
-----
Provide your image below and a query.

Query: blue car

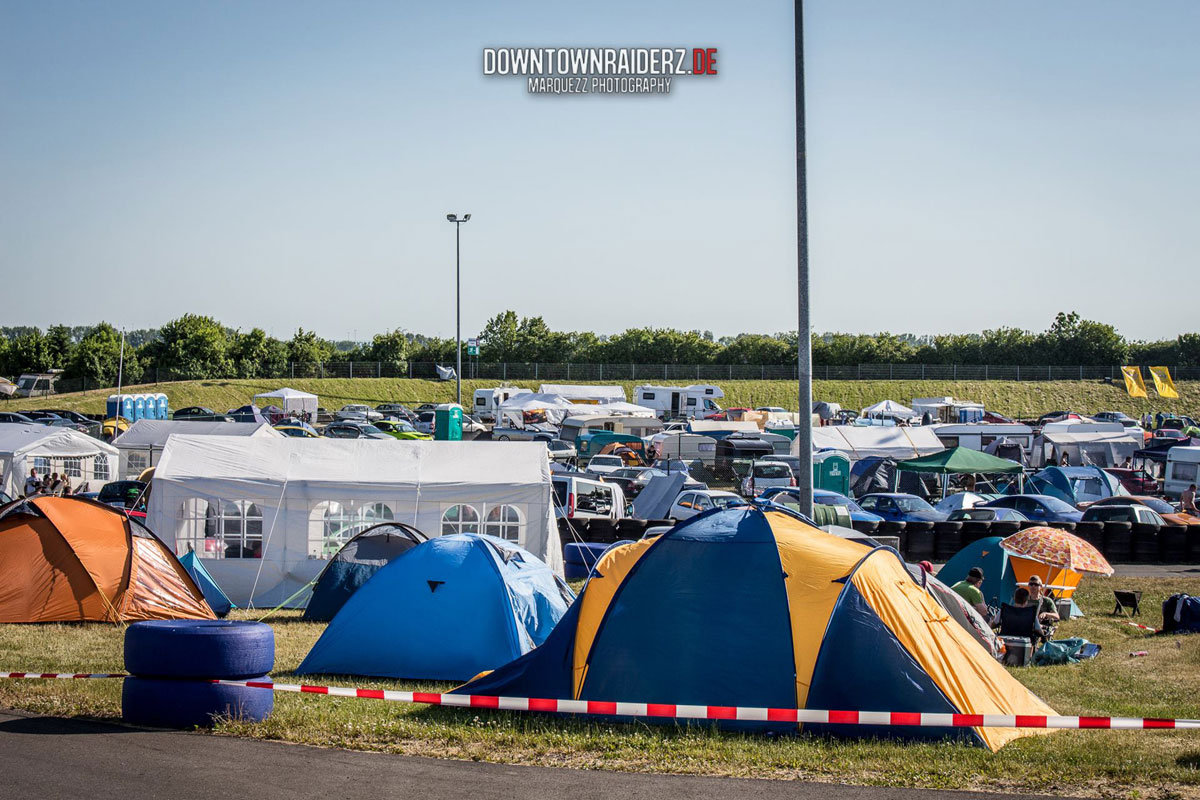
[856,493,947,523]
[759,488,884,524]
[979,494,1083,524]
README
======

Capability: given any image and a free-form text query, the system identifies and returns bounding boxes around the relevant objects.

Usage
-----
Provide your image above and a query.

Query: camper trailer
[931,423,1034,453]
[633,384,724,420]
[1164,447,1200,500]
[473,386,532,422]
[558,414,663,445]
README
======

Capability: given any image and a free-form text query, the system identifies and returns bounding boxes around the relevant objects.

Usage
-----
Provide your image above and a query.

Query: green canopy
[895,446,1023,475]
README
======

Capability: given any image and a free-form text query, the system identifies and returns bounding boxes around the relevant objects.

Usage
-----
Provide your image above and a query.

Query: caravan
[1165,447,1200,500]
[633,384,724,420]
[473,386,533,422]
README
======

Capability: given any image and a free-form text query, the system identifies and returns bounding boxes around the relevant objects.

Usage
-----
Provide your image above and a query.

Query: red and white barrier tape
[3,672,1196,730]
[1123,621,1158,632]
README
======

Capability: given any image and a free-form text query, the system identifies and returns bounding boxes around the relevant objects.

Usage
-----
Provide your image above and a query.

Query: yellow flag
[1121,366,1148,398]
[1149,366,1179,399]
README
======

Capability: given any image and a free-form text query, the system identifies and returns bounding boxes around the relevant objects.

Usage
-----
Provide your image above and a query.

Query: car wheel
[497,435,510,441]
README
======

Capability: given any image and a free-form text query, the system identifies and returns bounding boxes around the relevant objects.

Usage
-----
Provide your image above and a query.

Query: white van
[1164,447,1200,499]
[472,386,532,422]
[633,384,724,420]
[551,474,626,521]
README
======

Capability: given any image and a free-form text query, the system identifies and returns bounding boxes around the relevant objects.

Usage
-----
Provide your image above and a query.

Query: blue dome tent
[454,507,1055,751]
[178,550,235,617]
[297,533,574,681]
[302,522,427,622]
[938,536,1080,618]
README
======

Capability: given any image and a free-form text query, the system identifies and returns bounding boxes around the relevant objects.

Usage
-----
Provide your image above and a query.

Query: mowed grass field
[5,377,1197,419]
[3,576,1200,797]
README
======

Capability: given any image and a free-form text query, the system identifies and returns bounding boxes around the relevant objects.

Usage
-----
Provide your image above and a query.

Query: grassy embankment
[5,377,1197,419]
[2,576,1200,797]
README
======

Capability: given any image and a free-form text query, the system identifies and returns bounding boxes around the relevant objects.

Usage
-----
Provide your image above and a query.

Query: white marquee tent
[148,437,560,608]
[253,388,319,423]
[112,420,282,480]
[861,399,919,421]
[0,424,118,497]
[797,425,945,461]
[537,384,626,403]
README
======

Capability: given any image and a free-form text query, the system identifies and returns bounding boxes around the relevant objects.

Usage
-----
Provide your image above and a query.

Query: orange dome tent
[0,496,215,623]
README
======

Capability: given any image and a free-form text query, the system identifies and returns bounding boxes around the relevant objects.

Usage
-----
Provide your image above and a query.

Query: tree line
[2,311,1198,384]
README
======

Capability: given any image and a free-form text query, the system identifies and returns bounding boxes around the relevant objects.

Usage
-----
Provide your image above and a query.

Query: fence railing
[15,363,1198,395]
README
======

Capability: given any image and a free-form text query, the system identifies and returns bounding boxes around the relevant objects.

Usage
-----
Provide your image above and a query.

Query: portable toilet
[814,452,851,495]
[155,393,169,420]
[434,403,463,441]
[133,395,148,422]
[119,395,135,421]
[959,408,984,424]
[106,395,120,419]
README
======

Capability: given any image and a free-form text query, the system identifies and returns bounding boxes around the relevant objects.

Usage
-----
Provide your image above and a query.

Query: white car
[585,455,626,476]
[740,462,796,497]
[668,489,745,520]
[336,404,382,422]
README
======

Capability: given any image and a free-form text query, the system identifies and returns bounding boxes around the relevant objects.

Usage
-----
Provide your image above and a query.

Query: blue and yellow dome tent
[455,506,1055,751]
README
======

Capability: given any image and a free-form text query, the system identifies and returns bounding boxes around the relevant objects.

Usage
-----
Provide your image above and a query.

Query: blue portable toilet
[133,395,148,421]
[297,533,575,681]
[178,551,236,617]
[106,395,120,419]
[155,393,169,420]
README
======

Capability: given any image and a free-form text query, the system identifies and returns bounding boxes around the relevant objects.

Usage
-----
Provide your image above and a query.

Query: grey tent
[302,522,427,621]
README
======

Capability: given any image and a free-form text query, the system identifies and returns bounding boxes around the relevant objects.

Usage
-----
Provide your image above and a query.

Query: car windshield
[894,496,934,513]
[1137,498,1176,514]
[754,464,792,478]
[360,425,385,435]
[592,457,621,465]
[710,494,744,508]
[636,469,668,482]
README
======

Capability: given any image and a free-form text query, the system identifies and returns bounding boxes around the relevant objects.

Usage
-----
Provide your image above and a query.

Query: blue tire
[122,675,273,729]
[124,620,274,680]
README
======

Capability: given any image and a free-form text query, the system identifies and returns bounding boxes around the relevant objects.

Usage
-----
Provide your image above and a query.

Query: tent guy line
[0,672,1195,731]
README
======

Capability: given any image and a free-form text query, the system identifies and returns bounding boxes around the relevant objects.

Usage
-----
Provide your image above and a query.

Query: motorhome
[472,386,532,422]
[633,384,724,420]
[558,414,663,445]
[1164,447,1200,499]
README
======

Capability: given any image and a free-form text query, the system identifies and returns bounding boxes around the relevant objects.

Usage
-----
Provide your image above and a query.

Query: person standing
[24,468,40,496]
[1183,484,1198,515]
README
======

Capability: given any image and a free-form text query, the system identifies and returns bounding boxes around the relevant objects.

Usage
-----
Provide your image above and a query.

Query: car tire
[497,435,510,441]
[124,620,274,680]
[122,674,273,729]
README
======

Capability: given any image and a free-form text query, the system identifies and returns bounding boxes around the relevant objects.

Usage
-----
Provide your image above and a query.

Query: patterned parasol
[999,527,1114,575]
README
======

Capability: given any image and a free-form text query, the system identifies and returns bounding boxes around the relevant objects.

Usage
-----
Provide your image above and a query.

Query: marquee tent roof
[799,425,944,461]
[114,420,280,449]
[896,446,1023,475]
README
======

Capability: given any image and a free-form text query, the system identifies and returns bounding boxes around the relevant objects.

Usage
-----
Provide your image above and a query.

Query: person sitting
[1027,574,1060,628]
[998,587,1045,644]
[950,566,989,618]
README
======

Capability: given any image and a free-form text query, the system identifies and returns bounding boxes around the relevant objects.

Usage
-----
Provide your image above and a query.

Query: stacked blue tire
[122,620,275,728]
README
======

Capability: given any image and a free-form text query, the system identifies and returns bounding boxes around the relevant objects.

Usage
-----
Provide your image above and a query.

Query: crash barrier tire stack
[121,620,275,729]
[933,522,963,561]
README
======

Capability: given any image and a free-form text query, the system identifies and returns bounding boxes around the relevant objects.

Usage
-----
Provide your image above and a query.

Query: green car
[374,419,432,440]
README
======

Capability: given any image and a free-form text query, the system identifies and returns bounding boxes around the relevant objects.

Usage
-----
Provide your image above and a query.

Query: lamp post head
[446,213,456,222]
[446,213,471,223]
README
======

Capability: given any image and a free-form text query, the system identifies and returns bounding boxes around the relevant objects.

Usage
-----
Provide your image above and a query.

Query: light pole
[446,213,471,406]
[795,0,813,518]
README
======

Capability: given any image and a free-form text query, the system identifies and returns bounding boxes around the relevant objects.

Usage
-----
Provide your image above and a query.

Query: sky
[2,0,1198,343]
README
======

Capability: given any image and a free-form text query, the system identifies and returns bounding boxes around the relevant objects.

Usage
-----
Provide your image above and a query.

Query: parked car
[173,406,219,421]
[336,404,383,422]
[758,487,883,524]
[373,419,432,440]
[41,409,99,428]
[1093,411,1140,428]
[545,439,577,462]
[274,422,320,438]
[19,410,62,422]
[759,454,803,480]
[491,422,556,441]
[1084,495,1200,526]
[946,507,1028,523]
[741,462,796,497]
[606,467,653,497]
[34,417,89,432]
[585,455,626,476]
[1080,503,1166,526]
[414,411,436,434]
[1154,429,1188,440]
[322,421,392,440]
[651,459,693,476]
[97,480,147,510]
[668,489,745,520]
[0,412,34,424]
[979,494,1083,524]
[856,493,947,523]
[1103,468,1160,495]
[374,403,411,420]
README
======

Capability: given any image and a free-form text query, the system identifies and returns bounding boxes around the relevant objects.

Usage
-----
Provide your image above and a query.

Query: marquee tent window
[311,501,397,557]
[175,499,263,559]
[484,504,523,542]
[441,504,480,535]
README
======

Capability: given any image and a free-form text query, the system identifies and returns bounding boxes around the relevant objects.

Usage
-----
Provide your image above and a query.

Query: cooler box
[563,542,612,580]
[999,636,1033,667]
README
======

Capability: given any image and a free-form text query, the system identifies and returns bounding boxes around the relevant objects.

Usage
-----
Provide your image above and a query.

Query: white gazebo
[148,437,560,608]
[112,420,282,480]
[253,388,319,423]
[0,424,118,497]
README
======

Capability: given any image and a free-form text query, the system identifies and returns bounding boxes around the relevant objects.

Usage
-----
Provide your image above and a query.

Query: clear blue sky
[2,1,1197,342]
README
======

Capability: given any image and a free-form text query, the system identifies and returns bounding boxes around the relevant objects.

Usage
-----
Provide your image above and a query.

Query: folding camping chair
[997,603,1043,666]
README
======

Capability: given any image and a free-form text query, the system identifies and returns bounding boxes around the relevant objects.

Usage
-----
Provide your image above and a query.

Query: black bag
[1162,594,1200,634]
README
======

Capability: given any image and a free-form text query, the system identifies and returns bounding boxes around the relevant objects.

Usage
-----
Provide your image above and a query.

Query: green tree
[478,311,521,361]
[717,334,793,365]
[45,325,75,369]
[68,323,124,384]
[365,328,409,371]
[146,315,232,379]
[229,328,288,378]
[287,328,334,365]
[8,329,52,373]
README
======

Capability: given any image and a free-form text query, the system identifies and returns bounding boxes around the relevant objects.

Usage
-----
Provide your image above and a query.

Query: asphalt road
[0,709,1053,800]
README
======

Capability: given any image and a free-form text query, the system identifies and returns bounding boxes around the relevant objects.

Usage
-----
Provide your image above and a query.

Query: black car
[174,406,218,420]
[19,410,62,421]
[42,409,99,427]
[0,412,34,424]
[97,480,147,510]
[323,421,392,440]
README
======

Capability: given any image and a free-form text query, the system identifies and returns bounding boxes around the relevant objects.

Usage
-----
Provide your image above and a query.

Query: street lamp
[446,213,471,406]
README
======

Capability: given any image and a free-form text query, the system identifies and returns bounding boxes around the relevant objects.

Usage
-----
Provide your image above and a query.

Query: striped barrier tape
[3,672,1197,730]
[1123,621,1158,632]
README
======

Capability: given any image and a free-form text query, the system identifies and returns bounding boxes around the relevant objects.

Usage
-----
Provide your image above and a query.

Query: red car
[1103,468,1159,495]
